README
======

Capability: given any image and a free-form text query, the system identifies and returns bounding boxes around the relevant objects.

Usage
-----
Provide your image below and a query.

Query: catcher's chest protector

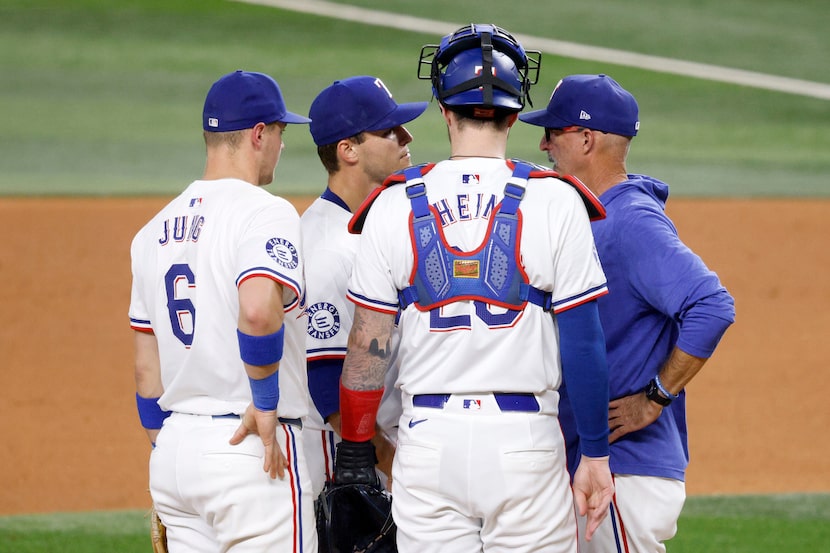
[398,162,553,312]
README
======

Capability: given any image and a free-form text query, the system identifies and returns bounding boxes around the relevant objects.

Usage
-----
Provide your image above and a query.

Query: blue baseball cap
[203,70,310,132]
[519,74,639,136]
[309,76,428,146]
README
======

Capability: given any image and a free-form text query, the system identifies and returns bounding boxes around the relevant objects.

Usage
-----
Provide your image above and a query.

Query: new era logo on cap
[518,73,640,137]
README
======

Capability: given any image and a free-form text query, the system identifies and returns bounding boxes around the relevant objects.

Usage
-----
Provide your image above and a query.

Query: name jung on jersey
[158,214,205,246]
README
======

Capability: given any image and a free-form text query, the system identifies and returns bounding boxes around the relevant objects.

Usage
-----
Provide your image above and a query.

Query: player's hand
[572,455,614,542]
[608,392,663,443]
[229,403,287,480]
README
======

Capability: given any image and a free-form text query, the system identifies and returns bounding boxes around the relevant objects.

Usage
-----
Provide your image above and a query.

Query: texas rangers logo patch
[306,302,341,340]
[266,237,299,269]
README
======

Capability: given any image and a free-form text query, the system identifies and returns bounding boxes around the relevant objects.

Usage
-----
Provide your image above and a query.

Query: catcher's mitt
[315,482,396,553]
[149,505,168,553]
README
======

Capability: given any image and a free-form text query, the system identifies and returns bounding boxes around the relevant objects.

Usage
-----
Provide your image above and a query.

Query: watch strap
[644,378,672,406]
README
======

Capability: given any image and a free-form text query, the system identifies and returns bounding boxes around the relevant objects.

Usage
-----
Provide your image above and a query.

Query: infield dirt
[0,196,827,515]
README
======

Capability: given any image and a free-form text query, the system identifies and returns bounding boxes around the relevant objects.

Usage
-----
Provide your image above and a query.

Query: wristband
[340,384,384,442]
[136,393,171,430]
[654,374,680,400]
[249,372,280,411]
[237,326,284,366]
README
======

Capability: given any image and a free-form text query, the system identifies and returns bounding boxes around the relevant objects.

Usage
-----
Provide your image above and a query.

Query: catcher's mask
[315,483,396,553]
[418,23,541,117]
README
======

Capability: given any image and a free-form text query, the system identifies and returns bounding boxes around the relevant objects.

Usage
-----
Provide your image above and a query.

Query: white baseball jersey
[302,191,401,495]
[348,158,607,399]
[302,194,359,377]
[129,178,309,419]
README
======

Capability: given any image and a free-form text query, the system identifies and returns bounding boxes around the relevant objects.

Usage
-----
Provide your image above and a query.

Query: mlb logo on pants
[463,399,482,410]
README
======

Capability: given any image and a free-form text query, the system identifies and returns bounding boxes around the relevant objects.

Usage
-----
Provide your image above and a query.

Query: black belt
[412,393,540,413]
[211,414,303,429]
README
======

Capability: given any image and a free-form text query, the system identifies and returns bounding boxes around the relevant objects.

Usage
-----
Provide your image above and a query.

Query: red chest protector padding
[398,161,553,312]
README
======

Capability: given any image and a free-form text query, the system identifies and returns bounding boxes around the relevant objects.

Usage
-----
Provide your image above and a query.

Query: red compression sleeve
[339,384,384,442]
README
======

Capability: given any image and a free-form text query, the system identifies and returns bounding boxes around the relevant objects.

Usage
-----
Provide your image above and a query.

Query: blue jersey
[560,175,735,480]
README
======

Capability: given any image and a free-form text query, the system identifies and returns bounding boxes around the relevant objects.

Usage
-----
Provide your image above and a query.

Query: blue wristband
[654,374,680,400]
[237,326,284,366]
[135,393,171,430]
[249,372,280,411]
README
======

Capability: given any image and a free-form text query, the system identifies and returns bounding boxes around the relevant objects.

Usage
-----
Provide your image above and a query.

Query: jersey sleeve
[305,246,353,360]
[128,226,154,332]
[347,192,405,314]
[546,185,608,312]
[235,199,304,312]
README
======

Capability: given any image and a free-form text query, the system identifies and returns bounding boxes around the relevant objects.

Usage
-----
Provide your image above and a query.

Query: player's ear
[337,138,359,165]
[251,122,267,149]
[439,104,453,127]
[581,128,597,154]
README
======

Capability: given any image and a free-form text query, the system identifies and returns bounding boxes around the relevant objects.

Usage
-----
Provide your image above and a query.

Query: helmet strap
[480,32,494,107]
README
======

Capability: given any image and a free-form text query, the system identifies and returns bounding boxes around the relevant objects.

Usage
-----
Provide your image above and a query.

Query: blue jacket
[560,174,735,480]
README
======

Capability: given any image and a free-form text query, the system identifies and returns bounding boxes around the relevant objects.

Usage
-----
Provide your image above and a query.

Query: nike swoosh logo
[408,418,428,428]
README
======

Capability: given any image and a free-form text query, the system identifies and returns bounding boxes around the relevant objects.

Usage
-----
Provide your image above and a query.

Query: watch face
[645,380,672,406]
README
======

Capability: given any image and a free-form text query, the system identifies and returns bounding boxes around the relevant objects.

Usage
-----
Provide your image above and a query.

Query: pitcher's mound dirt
[0,196,827,514]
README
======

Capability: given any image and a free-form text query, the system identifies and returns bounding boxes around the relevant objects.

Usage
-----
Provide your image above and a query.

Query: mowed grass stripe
[1,495,828,553]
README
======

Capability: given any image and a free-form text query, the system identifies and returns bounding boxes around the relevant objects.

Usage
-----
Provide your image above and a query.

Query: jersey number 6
[165,263,196,347]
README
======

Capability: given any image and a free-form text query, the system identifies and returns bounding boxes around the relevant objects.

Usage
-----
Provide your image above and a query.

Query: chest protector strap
[398,162,553,312]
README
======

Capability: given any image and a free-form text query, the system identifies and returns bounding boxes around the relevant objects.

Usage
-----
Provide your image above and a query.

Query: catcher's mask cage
[418,23,541,116]
[316,483,396,553]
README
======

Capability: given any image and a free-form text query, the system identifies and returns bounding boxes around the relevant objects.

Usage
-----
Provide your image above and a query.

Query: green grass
[3,0,829,197]
[1,494,828,552]
[671,493,830,552]
[0,510,150,553]
[1,0,828,197]
[329,0,830,84]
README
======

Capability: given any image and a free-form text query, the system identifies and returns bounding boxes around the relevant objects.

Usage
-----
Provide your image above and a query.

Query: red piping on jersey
[347,295,399,315]
[238,272,303,313]
[553,288,610,314]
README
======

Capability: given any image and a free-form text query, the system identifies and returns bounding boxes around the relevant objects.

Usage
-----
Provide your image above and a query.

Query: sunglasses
[544,126,585,142]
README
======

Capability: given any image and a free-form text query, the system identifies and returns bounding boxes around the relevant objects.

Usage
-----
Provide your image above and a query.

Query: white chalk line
[235,0,830,101]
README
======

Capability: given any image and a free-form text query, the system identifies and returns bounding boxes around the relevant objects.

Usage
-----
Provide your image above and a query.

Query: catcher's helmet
[315,483,396,553]
[418,23,541,116]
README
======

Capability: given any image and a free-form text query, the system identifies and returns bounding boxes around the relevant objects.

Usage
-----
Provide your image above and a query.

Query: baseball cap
[203,70,310,132]
[309,76,428,146]
[519,74,639,136]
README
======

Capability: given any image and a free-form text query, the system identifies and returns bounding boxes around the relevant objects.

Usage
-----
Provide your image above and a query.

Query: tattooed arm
[336,306,398,479]
[341,306,397,392]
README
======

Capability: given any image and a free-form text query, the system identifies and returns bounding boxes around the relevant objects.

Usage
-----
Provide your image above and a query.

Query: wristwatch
[644,378,673,406]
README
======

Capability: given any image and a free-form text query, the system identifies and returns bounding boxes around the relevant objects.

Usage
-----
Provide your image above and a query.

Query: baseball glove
[315,482,396,553]
[149,505,168,553]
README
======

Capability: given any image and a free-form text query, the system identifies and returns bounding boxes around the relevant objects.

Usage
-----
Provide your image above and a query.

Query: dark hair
[451,108,514,130]
[316,132,366,174]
